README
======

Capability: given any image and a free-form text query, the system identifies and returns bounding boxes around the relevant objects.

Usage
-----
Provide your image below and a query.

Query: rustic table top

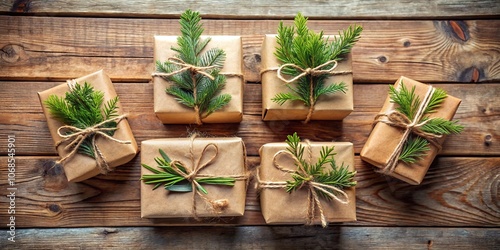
[1,1,499,249]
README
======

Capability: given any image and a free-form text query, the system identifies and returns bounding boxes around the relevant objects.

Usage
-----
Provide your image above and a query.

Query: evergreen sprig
[155,9,231,125]
[388,81,464,164]
[272,13,362,122]
[141,149,235,194]
[284,133,356,200]
[44,82,119,158]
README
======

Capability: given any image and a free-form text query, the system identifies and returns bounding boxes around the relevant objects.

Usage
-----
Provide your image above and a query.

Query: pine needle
[44,82,120,159]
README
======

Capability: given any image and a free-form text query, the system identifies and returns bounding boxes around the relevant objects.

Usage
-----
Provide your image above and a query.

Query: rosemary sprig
[389,81,464,163]
[44,82,119,159]
[272,13,362,122]
[284,133,356,200]
[141,149,235,194]
[155,9,231,125]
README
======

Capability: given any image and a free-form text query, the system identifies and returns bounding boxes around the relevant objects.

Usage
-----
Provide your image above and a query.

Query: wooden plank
[1,17,499,83]
[1,0,499,19]
[0,156,498,227]
[2,227,499,249]
[0,82,498,156]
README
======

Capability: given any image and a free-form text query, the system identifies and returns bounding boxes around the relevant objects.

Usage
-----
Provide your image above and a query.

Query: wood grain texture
[2,227,499,249]
[1,17,499,83]
[0,156,498,228]
[1,0,499,19]
[0,82,498,156]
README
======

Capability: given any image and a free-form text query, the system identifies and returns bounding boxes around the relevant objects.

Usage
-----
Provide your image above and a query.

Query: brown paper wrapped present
[141,137,248,218]
[261,35,354,121]
[258,141,356,226]
[360,76,462,185]
[38,70,138,182]
[153,36,244,124]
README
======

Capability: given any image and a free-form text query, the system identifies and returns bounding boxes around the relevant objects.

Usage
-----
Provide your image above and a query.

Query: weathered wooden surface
[0,82,498,156]
[0,156,498,228]
[2,227,499,249]
[1,0,499,19]
[1,2,499,248]
[1,17,499,83]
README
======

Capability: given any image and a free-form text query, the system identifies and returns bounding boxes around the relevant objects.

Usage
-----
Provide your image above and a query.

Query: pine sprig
[389,81,464,164]
[155,9,230,125]
[44,82,120,159]
[284,133,356,200]
[272,13,362,122]
[398,136,430,164]
[141,149,235,194]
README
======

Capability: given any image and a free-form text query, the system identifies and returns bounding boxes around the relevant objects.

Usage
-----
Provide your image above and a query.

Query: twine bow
[373,85,443,174]
[152,57,217,80]
[54,80,131,174]
[277,60,351,83]
[167,134,248,220]
[258,140,349,228]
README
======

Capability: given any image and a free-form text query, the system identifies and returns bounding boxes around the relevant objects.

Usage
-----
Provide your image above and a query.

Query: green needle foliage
[388,81,464,164]
[141,149,235,194]
[44,82,119,159]
[272,13,362,122]
[284,133,356,200]
[155,9,231,125]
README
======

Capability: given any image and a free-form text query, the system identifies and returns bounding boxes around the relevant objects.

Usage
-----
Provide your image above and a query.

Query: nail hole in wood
[484,134,492,146]
[378,56,387,63]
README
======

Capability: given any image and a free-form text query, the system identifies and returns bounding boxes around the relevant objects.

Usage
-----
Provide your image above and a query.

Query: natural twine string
[54,80,131,174]
[152,57,244,81]
[168,134,248,220]
[260,60,351,123]
[259,60,352,83]
[257,140,349,228]
[373,84,443,174]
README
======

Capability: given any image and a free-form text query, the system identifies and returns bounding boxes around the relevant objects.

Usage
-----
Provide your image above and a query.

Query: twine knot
[152,57,217,80]
[167,134,248,219]
[55,114,131,174]
[374,84,443,174]
[276,60,351,84]
[258,140,349,228]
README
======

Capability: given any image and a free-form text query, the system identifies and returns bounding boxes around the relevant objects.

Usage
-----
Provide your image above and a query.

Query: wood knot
[10,0,32,13]
[445,21,470,42]
[243,53,261,71]
[1,44,25,63]
[48,204,61,213]
[378,56,388,63]
[459,67,483,82]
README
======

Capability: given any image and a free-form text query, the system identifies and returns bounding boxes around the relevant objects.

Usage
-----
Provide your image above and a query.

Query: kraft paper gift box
[360,76,462,185]
[258,141,356,225]
[141,137,248,218]
[38,70,138,182]
[261,34,354,121]
[153,36,244,124]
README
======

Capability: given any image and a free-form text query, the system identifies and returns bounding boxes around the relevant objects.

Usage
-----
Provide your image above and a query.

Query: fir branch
[388,81,464,164]
[283,133,356,200]
[141,149,235,194]
[155,9,231,125]
[421,118,464,135]
[44,82,120,159]
[272,13,361,122]
[398,136,429,164]
[389,82,420,120]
